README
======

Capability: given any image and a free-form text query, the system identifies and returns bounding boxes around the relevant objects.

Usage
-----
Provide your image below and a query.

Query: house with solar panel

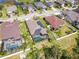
[0,21,22,51]
[26,19,48,42]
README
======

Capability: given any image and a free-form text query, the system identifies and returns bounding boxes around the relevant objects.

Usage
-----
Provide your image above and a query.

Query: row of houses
[0,9,79,52]
[0,21,22,51]
[0,15,65,52]
[25,15,66,42]
[2,0,78,18]
[53,0,78,8]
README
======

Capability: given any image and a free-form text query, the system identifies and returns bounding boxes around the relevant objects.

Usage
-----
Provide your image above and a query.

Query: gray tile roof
[34,2,47,9]
[28,4,35,11]
[26,19,40,35]
[7,5,17,13]
[26,19,47,36]
[46,2,54,7]
[63,10,79,22]
[55,0,65,4]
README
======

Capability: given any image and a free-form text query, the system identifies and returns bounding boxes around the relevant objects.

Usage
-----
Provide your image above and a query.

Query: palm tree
[76,30,79,46]
[60,50,71,59]
[72,31,79,59]
[43,46,52,59]
[43,45,62,59]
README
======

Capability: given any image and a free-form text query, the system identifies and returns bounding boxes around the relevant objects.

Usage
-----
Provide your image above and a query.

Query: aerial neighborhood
[0,0,79,59]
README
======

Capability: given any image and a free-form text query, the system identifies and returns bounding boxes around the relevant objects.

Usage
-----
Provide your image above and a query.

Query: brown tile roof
[45,16,64,29]
[0,21,21,40]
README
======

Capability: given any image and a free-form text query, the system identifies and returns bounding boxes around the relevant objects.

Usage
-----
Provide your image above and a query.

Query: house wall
[0,41,2,51]
[2,38,22,51]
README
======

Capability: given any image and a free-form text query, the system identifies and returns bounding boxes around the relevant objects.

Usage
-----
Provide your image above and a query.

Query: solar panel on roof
[37,20,44,28]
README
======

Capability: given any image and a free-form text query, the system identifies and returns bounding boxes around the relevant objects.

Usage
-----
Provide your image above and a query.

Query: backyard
[54,23,76,38]
[57,32,77,54]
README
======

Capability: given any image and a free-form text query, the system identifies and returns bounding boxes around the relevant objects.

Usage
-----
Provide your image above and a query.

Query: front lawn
[17,6,23,16]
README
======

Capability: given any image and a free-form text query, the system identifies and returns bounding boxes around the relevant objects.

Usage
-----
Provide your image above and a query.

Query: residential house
[75,8,79,13]
[0,21,22,51]
[21,3,28,10]
[65,0,77,7]
[44,16,64,30]
[65,0,75,3]
[34,2,47,9]
[55,0,65,6]
[45,0,55,7]
[63,10,79,29]
[26,19,48,42]
[7,5,17,14]
[28,4,36,12]
[6,5,17,17]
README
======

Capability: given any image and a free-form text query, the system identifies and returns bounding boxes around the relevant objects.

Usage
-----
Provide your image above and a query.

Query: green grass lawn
[19,21,34,48]
[54,24,72,37]
[38,17,48,28]
[17,6,23,16]
[38,17,78,51]
[57,32,77,51]
[53,21,77,38]
[3,10,7,18]
[19,21,28,35]
[0,8,8,19]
